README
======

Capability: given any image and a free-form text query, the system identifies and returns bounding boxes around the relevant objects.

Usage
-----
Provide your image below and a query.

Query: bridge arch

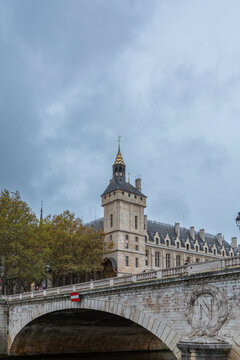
[9,297,182,359]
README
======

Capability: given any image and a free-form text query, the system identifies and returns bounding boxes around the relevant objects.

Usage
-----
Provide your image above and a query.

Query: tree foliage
[0,190,111,293]
[41,210,112,287]
[0,190,45,293]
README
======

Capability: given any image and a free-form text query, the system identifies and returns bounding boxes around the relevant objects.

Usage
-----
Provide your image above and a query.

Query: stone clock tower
[101,142,147,276]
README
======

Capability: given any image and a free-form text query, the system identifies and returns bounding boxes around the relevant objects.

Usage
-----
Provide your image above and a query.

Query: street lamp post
[46,264,50,289]
[236,212,240,230]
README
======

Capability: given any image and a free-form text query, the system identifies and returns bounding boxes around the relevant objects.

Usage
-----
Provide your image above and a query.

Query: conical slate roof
[114,149,125,166]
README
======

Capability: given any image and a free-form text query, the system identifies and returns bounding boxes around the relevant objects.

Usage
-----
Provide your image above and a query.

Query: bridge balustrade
[4,255,240,302]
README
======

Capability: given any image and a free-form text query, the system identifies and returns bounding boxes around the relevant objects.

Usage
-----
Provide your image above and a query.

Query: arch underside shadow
[11,309,174,358]
[9,299,182,359]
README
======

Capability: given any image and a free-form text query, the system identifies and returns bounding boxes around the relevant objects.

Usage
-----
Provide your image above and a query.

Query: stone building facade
[89,145,238,276]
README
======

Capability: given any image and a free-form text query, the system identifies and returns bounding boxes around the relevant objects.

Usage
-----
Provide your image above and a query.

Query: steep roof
[114,149,125,166]
[147,220,237,255]
[102,178,146,197]
[85,218,236,256]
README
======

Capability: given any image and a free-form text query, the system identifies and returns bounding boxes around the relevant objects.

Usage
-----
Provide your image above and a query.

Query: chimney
[174,223,180,236]
[231,237,238,249]
[217,233,223,246]
[135,178,142,192]
[190,226,195,240]
[199,229,205,242]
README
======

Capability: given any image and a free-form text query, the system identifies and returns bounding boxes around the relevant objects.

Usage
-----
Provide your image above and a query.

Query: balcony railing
[3,255,240,302]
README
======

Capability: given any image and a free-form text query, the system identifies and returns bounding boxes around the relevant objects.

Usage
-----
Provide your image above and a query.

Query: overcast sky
[1,0,240,241]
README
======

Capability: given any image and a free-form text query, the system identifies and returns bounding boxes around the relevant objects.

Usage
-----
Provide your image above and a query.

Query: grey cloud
[1,0,240,243]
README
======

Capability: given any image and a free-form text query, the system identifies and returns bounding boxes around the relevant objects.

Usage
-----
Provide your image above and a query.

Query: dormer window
[186,244,189,250]
[166,240,169,247]
[156,237,159,244]
[176,242,180,249]
[205,248,207,253]
[222,251,225,257]
[196,246,198,252]
[213,249,216,255]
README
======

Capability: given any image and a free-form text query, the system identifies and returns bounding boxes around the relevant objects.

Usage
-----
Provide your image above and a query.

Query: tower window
[135,236,138,242]
[135,244,139,251]
[134,195,137,199]
[125,256,129,266]
[140,197,142,200]
[110,214,113,228]
[104,196,106,199]
[125,234,128,240]
[145,236,147,243]
[110,235,112,241]
[135,258,139,267]
[125,241,129,249]
[135,216,138,229]
[128,193,130,197]
[122,192,124,195]
[109,193,111,197]
[113,192,115,195]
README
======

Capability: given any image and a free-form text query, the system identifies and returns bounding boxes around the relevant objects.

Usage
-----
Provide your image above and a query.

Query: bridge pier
[0,303,8,356]
[177,342,232,360]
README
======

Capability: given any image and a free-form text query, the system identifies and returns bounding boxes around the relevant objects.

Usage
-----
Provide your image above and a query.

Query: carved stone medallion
[186,285,228,338]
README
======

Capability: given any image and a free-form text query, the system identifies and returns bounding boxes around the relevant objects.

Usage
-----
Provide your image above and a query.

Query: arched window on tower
[110,214,113,228]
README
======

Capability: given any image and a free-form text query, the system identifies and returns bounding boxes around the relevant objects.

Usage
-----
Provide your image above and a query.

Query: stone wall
[0,303,8,354]
[5,268,240,359]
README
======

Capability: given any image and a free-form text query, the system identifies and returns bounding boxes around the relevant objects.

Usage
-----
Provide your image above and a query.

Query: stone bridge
[1,257,240,359]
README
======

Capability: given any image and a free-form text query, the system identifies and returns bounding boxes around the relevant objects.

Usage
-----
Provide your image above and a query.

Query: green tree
[41,210,112,287]
[0,190,45,294]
